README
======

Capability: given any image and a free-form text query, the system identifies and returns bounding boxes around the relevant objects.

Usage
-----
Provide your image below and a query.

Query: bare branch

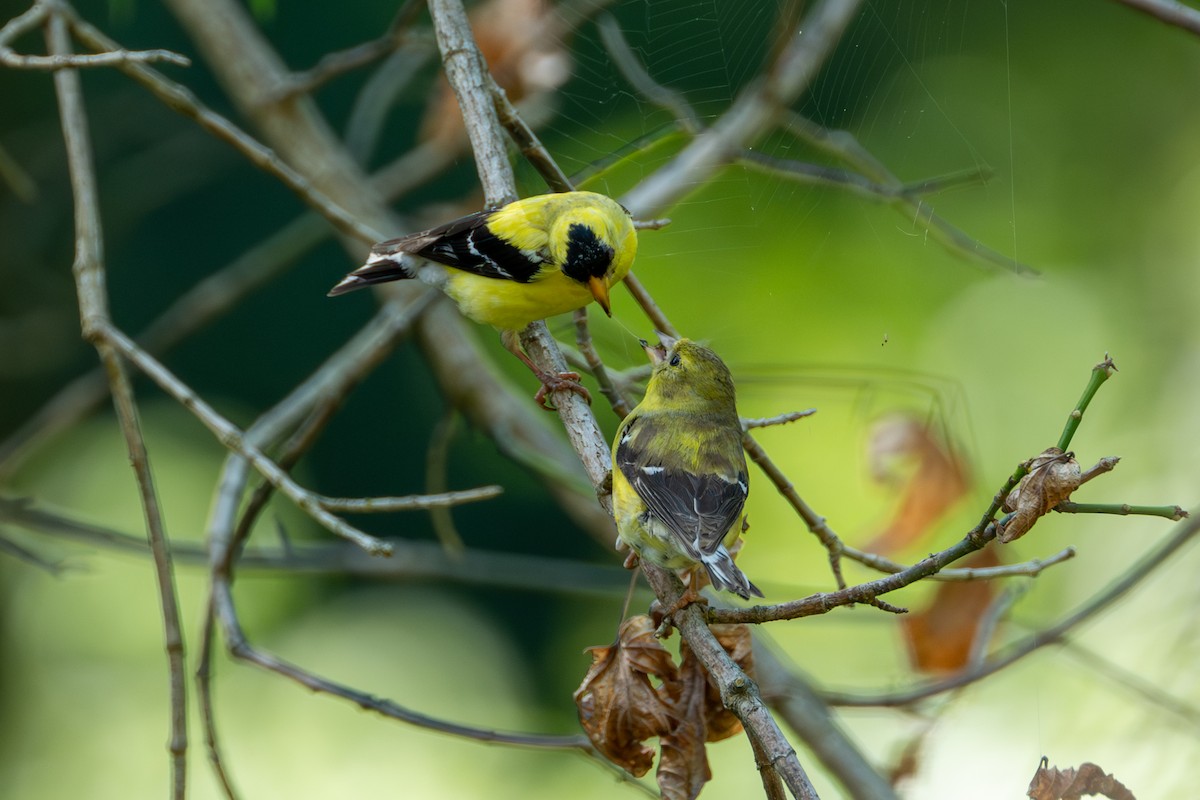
[1111,0,1200,36]
[98,322,392,555]
[0,497,636,597]
[824,506,1200,707]
[643,565,821,800]
[754,639,901,800]
[742,410,817,430]
[1055,501,1188,520]
[44,6,187,795]
[266,1,425,101]
[65,8,386,245]
[597,14,702,134]
[424,410,467,555]
[846,545,1076,582]
[317,486,503,514]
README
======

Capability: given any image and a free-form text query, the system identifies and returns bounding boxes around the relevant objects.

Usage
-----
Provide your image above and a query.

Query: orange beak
[587,276,612,316]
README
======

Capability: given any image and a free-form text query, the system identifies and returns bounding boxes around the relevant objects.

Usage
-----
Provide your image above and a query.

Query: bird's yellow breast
[443,268,596,330]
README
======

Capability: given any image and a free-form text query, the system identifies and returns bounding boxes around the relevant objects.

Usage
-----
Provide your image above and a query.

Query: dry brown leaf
[900,549,1000,673]
[578,617,755,784]
[704,624,752,741]
[1001,448,1082,543]
[658,647,711,800]
[420,0,570,146]
[864,415,971,554]
[574,615,678,777]
[1026,758,1136,800]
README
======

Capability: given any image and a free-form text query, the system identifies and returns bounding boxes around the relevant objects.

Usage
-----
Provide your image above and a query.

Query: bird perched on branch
[611,335,763,600]
[329,191,637,408]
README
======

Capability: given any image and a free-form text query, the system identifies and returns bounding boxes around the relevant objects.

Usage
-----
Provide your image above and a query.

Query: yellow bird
[611,336,762,600]
[329,191,637,407]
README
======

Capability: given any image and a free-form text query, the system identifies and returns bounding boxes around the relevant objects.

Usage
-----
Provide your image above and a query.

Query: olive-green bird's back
[611,337,762,599]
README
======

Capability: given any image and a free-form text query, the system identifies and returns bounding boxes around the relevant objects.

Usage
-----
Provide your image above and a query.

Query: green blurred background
[2,0,1199,797]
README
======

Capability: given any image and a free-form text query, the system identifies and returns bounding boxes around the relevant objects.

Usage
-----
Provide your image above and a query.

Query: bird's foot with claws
[533,370,592,411]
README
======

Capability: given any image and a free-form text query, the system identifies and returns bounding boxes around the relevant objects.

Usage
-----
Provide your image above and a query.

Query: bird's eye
[669,353,681,367]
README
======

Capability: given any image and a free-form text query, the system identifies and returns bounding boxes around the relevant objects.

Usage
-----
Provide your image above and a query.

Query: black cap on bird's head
[562,223,616,316]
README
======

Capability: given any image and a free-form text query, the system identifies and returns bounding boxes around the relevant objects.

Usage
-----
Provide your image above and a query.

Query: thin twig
[266,1,425,101]
[425,409,467,555]
[229,298,436,555]
[708,521,999,625]
[596,14,702,134]
[1,496,635,596]
[4,43,189,68]
[1054,501,1188,520]
[1058,638,1200,732]
[824,507,1200,707]
[63,8,386,245]
[574,308,632,419]
[45,7,188,796]
[0,533,64,574]
[643,565,820,800]
[491,78,573,193]
[98,323,392,555]
[738,150,1033,275]
[742,410,817,430]
[753,636,901,799]
[1057,355,1117,451]
[1111,0,1200,36]
[0,131,460,479]
[317,486,503,513]
[845,545,1076,582]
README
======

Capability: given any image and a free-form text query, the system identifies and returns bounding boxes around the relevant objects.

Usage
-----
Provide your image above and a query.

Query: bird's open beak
[639,332,675,365]
[587,276,612,317]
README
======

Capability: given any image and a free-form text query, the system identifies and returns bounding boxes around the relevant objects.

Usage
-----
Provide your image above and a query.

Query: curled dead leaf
[574,615,677,777]
[1026,757,1136,800]
[576,618,755,791]
[1001,448,1082,543]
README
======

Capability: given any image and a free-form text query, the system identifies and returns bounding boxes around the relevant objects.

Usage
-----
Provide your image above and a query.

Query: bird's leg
[501,329,592,411]
[662,570,707,620]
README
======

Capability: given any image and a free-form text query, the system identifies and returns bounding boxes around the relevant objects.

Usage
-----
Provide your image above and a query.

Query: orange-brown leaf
[420,0,570,146]
[900,549,1001,673]
[574,615,677,777]
[865,415,971,554]
[1026,758,1136,800]
[1001,448,1082,543]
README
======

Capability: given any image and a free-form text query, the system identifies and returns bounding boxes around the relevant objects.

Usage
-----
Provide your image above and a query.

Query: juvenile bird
[611,336,762,600]
[329,191,637,408]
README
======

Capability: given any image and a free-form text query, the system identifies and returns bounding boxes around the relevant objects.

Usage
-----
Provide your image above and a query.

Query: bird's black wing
[373,211,543,283]
[615,415,748,559]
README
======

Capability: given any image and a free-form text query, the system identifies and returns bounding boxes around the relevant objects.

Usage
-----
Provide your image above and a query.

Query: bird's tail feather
[327,253,417,297]
[701,550,763,600]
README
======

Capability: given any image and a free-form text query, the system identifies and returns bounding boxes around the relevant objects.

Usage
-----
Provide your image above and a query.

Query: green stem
[1057,355,1118,451]
[1055,502,1188,521]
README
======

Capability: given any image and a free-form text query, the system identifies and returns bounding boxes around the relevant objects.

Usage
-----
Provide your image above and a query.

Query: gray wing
[615,415,748,560]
